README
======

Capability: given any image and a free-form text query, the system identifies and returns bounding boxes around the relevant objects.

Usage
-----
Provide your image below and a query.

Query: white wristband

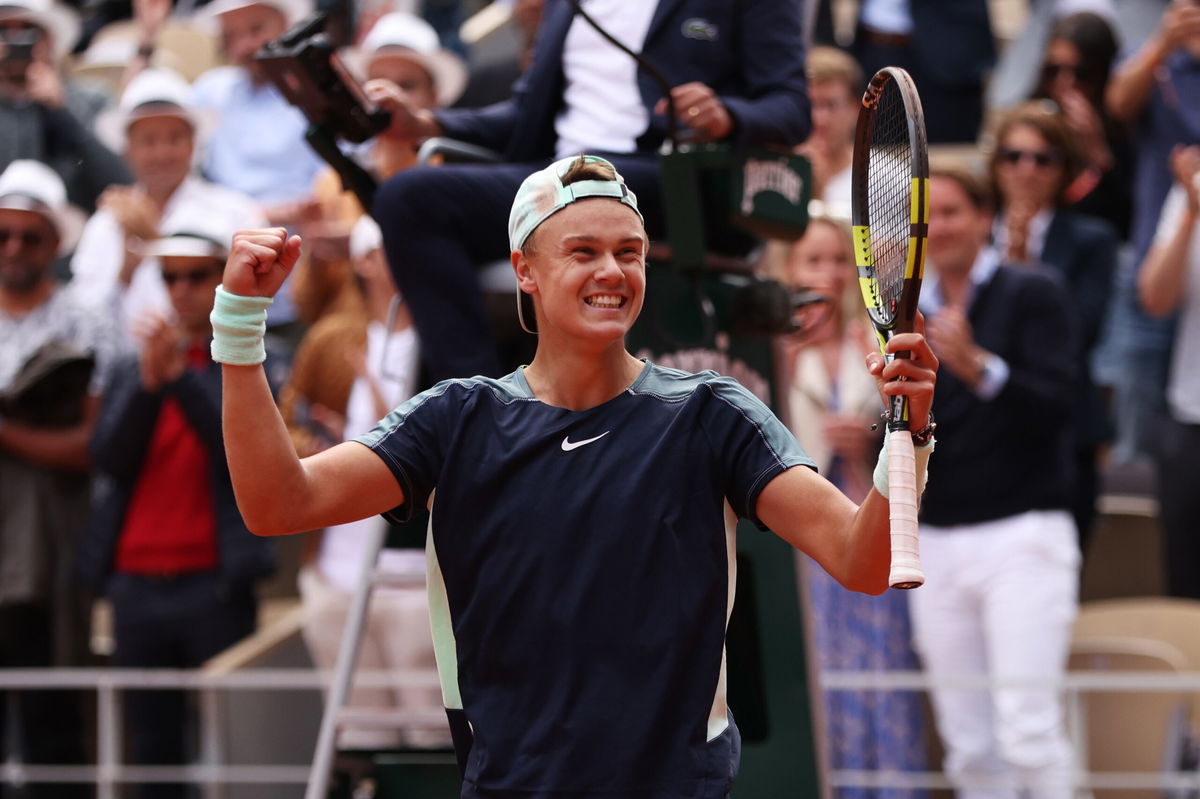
[872,433,935,499]
[210,285,273,365]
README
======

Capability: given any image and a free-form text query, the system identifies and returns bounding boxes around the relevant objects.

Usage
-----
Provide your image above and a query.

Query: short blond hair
[805,46,862,99]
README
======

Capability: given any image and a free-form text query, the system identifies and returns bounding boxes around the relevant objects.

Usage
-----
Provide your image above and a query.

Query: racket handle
[886,429,924,589]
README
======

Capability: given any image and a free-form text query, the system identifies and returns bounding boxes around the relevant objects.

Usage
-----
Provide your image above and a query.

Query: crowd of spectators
[0,0,1198,796]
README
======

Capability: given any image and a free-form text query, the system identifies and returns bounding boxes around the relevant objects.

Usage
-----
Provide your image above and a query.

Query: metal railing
[2,667,1198,795]
[0,667,441,799]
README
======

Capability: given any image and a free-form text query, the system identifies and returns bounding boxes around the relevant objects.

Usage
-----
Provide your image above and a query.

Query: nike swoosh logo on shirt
[561,431,610,451]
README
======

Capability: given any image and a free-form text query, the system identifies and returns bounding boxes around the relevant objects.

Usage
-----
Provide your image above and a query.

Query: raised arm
[218,229,404,535]
[756,332,938,595]
[1139,146,1200,318]
[1106,2,1200,124]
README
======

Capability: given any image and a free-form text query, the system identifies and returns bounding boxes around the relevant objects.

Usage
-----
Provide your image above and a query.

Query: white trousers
[299,566,451,750]
[909,510,1081,799]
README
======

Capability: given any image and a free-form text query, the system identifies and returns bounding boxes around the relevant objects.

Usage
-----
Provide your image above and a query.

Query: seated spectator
[368,0,810,383]
[987,100,1117,549]
[293,216,450,752]
[78,211,275,799]
[0,159,116,799]
[1030,11,1133,240]
[0,0,132,213]
[795,46,861,217]
[291,10,466,325]
[1102,0,1200,463]
[768,217,928,796]
[1137,143,1200,599]
[70,67,265,346]
[916,165,1081,799]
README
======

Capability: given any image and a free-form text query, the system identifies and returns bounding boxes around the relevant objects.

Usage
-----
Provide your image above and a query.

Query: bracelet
[136,42,155,59]
[210,285,272,365]
[874,410,937,446]
[910,412,936,447]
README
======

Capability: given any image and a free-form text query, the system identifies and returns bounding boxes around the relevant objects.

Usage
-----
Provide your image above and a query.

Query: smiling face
[927,174,992,277]
[126,114,195,196]
[514,198,647,348]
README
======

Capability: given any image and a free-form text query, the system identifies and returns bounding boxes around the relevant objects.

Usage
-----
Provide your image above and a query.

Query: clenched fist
[222,228,303,298]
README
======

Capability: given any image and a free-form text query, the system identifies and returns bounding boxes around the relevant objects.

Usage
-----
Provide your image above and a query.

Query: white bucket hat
[350,11,467,107]
[95,67,214,152]
[139,203,241,259]
[201,0,313,31]
[0,0,80,62]
[0,159,86,254]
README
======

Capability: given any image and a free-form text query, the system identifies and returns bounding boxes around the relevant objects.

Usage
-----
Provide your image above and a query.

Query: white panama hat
[200,0,313,31]
[0,0,80,62]
[350,11,467,107]
[139,202,242,259]
[95,67,214,152]
[0,159,86,254]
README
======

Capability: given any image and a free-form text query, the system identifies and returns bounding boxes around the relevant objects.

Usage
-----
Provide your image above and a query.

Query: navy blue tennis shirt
[356,361,814,798]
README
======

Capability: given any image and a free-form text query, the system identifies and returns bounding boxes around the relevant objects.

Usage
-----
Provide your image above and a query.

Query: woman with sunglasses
[1030,11,1132,239]
[988,101,1118,554]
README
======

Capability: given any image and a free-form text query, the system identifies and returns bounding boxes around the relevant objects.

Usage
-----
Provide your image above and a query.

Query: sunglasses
[0,227,50,249]
[161,266,221,287]
[998,148,1064,168]
[1041,62,1086,80]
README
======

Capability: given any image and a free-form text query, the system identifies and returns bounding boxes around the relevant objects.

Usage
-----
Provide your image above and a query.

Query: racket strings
[866,84,912,324]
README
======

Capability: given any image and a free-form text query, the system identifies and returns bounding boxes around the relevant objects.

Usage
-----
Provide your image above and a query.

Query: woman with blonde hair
[772,216,929,798]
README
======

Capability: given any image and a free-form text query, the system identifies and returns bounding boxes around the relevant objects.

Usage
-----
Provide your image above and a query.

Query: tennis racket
[850,66,929,590]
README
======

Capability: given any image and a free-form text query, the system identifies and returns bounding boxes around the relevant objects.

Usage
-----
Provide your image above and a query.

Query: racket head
[851,67,930,344]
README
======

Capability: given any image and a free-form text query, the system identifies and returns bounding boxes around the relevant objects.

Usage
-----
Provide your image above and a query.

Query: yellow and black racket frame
[851,66,930,430]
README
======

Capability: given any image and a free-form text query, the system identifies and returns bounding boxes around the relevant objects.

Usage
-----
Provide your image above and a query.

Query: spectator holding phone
[0,0,132,214]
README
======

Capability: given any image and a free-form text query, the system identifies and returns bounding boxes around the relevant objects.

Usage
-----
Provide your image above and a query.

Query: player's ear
[512,249,538,295]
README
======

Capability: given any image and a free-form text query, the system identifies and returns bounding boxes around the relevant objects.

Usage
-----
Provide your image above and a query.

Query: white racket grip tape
[886,429,924,589]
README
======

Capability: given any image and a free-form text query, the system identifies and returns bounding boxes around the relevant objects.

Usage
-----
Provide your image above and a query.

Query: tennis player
[213,155,938,799]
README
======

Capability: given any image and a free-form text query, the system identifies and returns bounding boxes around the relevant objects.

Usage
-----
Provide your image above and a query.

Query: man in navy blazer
[368,0,811,383]
[814,0,994,144]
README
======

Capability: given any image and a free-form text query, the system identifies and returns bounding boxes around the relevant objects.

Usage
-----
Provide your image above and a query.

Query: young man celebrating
[213,156,938,799]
